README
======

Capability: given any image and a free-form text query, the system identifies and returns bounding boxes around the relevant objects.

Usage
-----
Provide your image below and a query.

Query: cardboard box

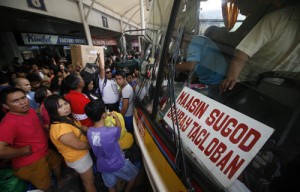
[70,45,104,69]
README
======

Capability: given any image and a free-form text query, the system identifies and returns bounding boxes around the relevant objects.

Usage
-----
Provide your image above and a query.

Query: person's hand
[97,53,101,62]
[110,112,117,119]
[220,77,238,92]
[22,145,32,156]
[76,62,82,72]
[59,64,65,71]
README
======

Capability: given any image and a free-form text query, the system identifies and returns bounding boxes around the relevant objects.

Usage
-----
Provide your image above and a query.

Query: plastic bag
[0,169,27,192]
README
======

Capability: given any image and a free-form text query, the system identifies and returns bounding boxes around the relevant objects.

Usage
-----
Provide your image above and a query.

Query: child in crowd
[34,86,52,130]
[126,72,137,89]
[84,100,138,192]
[44,94,97,192]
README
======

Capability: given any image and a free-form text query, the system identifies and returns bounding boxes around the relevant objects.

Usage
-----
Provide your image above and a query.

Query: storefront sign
[163,87,274,188]
[92,38,117,46]
[21,33,86,45]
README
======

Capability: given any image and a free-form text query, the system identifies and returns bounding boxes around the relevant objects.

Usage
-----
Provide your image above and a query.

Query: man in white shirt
[115,71,135,133]
[221,3,300,92]
[98,54,119,111]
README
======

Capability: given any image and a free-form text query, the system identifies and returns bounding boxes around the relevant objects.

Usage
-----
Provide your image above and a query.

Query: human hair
[26,72,42,83]
[0,87,25,105]
[50,75,62,93]
[84,100,105,122]
[81,76,93,94]
[115,70,126,78]
[34,86,50,104]
[64,73,81,90]
[13,78,26,87]
[104,65,111,70]
[44,94,77,126]
[0,73,8,85]
[126,72,134,78]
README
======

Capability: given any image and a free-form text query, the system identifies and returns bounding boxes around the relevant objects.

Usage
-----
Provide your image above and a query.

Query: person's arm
[175,61,195,72]
[75,61,82,73]
[81,125,89,132]
[220,50,250,92]
[0,141,32,159]
[58,132,89,150]
[120,98,129,116]
[111,112,121,129]
[60,64,69,78]
[98,53,105,80]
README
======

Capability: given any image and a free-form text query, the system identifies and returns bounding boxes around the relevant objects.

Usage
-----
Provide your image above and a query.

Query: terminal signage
[21,33,86,45]
[163,87,274,188]
[27,0,46,11]
[92,38,117,46]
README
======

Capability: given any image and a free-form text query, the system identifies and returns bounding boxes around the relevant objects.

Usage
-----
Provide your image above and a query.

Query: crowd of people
[0,52,141,192]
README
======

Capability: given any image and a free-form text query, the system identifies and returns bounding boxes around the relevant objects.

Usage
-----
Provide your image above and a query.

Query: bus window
[139,0,300,191]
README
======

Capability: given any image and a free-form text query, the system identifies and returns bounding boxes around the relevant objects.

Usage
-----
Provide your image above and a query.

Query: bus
[133,0,300,191]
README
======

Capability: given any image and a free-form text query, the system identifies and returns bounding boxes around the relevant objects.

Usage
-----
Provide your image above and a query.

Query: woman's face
[57,99,71,117]
[88,81,94,91]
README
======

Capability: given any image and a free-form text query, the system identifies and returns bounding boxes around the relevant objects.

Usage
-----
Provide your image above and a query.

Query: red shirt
[64,90,93,127]
[40,102,50,128]
[0,109,48,168]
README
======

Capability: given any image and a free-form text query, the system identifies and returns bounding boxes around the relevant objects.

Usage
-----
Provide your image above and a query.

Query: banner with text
[92,38,117,46]
[21,33,86,45]
[163,87,274,188]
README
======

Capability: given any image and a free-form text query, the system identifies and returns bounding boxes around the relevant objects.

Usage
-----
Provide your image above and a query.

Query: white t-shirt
[120,84,134,117]
[99,77,119,104]
[236,5,300,81]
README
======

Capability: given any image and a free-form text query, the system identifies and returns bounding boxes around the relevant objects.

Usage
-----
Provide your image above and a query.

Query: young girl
[82,76,102,102]
[44,95,97,192]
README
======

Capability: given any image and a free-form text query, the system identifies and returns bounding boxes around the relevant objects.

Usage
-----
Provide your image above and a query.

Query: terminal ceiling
[0,0,151,40]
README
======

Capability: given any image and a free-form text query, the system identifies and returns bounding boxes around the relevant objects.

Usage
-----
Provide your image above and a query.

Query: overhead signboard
[92,38,117,46]
[21,33,86,45]
[163,87,274,188]
[27,0,47,11]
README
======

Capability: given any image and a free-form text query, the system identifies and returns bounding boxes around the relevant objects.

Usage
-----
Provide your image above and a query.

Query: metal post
[120,17,127,57]
[140,0,146,35]
[85,0,96,21]
[139,0,146,52]
[78,0,93,45]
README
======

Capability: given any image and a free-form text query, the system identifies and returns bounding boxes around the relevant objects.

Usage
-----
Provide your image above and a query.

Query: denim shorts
[102,159,138,188]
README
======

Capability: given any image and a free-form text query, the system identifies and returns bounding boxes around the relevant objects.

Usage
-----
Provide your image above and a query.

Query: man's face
[17,79,31,93]
[115,75,126,87]
[126,75,133,83]
[31,64,39,72]
[67,65,76,73]
[105,69,113,79]
[3,91,30,114]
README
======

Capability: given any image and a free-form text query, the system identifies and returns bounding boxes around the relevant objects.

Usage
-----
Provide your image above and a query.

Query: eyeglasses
[105,71,112,74]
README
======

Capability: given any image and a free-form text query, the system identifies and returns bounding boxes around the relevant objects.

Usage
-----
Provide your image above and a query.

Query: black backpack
[80,54,107,101]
